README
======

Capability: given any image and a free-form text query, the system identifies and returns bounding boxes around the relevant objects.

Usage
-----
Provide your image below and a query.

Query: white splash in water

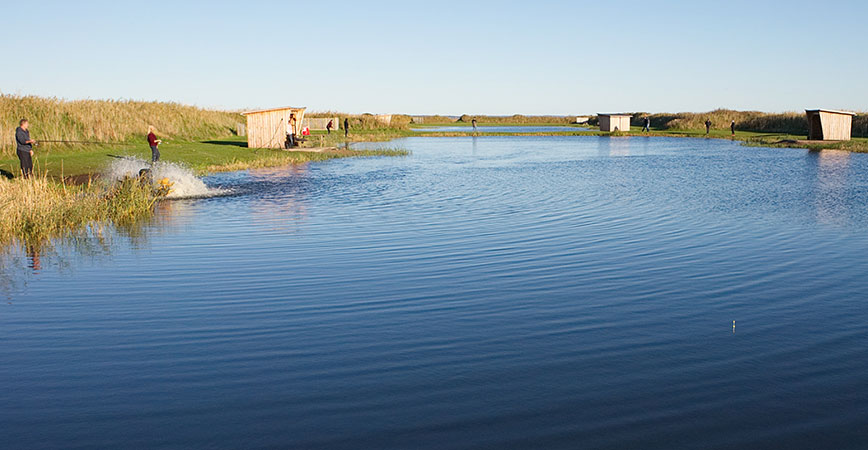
[104,157,226,199]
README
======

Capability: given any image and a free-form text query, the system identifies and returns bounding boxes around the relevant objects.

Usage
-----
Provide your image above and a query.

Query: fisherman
[147,126,162,163]
[15,119,36,178]
[286,114,296,148]
[643,116,651,132]
[344,118,349,138]
[472,118,478,132]
[705,119,712,135]
[731,120,736,136]
[326,119,333,134]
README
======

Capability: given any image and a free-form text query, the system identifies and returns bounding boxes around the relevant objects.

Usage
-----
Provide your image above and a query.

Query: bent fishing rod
[34,139,140,146]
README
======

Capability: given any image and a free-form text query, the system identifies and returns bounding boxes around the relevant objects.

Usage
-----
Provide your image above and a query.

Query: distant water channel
[3,135,868,449]
[412,125,585,133]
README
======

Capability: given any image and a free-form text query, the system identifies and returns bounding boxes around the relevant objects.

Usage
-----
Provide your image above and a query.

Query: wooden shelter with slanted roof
[242,106,307,149]
[598,114,632,132]
[805,109,856,141]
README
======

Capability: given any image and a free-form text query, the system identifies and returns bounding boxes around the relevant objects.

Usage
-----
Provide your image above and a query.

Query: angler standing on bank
[15,119,37,178]
[147,126,162,163]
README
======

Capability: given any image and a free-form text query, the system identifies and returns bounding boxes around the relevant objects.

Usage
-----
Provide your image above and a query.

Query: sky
[2,0,866,115]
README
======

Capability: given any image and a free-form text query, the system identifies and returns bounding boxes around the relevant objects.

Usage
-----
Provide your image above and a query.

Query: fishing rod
[35,139,138,146]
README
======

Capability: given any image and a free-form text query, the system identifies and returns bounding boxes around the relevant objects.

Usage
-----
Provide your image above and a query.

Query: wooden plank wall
[599,115,611,131]
[246,108,306,148]
[819,112,853,141]
[599,116,630,132]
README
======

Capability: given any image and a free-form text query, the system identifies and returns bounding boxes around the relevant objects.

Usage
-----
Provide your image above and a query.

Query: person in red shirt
[147,126,162,163]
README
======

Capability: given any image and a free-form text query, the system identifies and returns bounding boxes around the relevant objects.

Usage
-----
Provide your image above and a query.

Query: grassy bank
[0,135,410,179]
[1,95,245,156]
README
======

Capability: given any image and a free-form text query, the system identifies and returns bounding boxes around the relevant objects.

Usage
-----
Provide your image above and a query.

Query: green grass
[0,135,410,179]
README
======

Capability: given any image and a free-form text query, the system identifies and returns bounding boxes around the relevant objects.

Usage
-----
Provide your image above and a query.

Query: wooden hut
[805,109,856,141]
[598,114,632,132]
[242,106,306,149]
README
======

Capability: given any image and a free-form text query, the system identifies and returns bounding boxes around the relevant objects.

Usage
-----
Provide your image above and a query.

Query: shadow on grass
[202,140,248,148]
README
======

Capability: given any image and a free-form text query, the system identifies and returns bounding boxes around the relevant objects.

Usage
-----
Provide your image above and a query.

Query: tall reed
[0,174,158,244]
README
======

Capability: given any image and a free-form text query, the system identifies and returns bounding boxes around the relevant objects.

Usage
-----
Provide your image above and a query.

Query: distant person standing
[344,118,349,138]
[643,116,651,132]
[705,119,712,135]
[472,118,478,132]
[15,119,36,178]
[326,119,333,134]
[731,120,736,136]
[285,114,298,148]
[147,126,162,163]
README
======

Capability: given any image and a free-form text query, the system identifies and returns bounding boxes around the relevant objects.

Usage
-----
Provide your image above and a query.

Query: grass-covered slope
[1,95,245,155]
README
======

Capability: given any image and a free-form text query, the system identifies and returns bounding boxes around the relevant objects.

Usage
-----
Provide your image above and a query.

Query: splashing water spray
[104,157,226,199]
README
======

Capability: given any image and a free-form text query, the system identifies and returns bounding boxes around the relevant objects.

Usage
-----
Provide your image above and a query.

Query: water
[413,125,586,133]
[3,135,868,449]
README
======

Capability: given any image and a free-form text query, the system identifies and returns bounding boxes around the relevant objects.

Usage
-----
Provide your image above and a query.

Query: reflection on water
[598,135,633,157]
[4,136,868,449]
[808,150,854,226]
[0,196,198,296]
[25,243,41,272]
[247,164,310,232]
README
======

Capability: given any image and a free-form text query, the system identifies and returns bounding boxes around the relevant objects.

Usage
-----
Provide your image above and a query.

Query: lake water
[3,135,868,449]
[412,125,585,133]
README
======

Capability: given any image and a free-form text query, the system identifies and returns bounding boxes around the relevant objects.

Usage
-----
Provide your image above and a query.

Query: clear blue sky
[2,0,866,115]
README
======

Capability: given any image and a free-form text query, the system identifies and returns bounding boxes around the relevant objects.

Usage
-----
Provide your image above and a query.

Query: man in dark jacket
[344,118,349,138]
[705,119,712,135]
[15,119,36,178]
[643,116,651,132]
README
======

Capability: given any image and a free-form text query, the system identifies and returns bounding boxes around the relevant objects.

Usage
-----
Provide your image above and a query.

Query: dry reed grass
[1,94,245,155]
[628,109,867,137]
[0,174,158,244]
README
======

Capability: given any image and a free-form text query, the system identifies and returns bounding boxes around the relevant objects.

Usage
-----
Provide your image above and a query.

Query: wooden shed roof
[242,106,306,116]
[805,109,856,116]
[598,113,633,117]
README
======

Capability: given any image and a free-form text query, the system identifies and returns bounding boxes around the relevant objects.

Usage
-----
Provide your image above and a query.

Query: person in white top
[286,114,296,148]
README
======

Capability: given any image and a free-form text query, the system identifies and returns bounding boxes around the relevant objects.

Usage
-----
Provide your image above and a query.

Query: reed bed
[0,174,158,244]
[1,95,245,155]
[456,114,575,125]
[306,112,413,130]
[619,109,868,137]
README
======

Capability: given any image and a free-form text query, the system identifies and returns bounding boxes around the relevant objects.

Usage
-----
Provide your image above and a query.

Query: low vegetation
[416,114,576,125]
[306,111,413,130]
[0,174,159,245]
